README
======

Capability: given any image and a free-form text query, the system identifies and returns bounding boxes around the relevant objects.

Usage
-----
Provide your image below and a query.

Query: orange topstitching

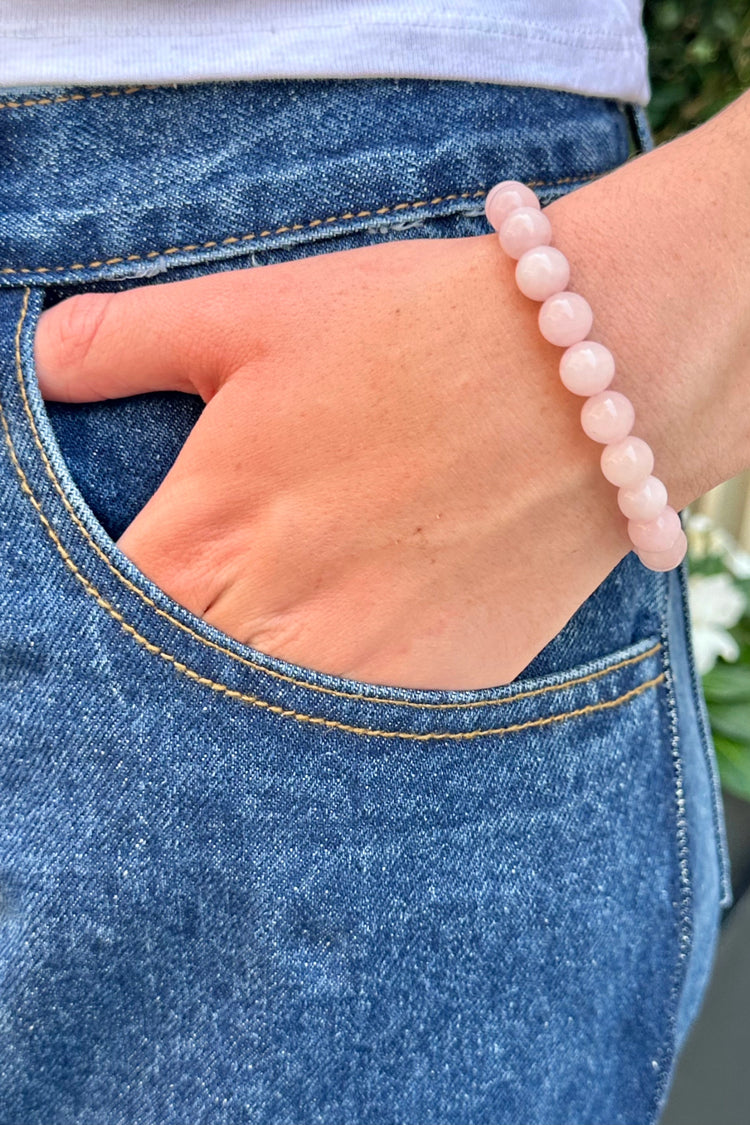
[7,285,663,714]
[0,397,666,740]
[0,172,606,278]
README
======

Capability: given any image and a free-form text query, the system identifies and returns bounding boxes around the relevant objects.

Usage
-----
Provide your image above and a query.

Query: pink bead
[617,475,669,522]
[538,291,594,347]
[600,436,655,487]
[515,246,571,301]
[559,341,615,396]
[498,206,552,259]
[484,181,540,232]
[628,505,683,553]
[580,391,635,444]
[637,529,688,572]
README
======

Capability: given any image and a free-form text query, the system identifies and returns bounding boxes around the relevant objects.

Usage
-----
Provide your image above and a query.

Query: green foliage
[685,514,750,802]
[707,612,750,801]
[643,0,750,142]
[704,664,750,802]
[640,13,750,798]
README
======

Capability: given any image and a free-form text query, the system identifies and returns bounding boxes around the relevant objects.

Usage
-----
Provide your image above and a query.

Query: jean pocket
[0,277,665,710]
[0,88,692,1125]
[0,294,691,1119]
[0,279,699,1125]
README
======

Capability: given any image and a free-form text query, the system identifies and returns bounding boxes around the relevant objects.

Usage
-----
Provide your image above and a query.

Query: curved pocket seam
[0,405,668,740]
[10,287,661,711]
[0,381,667,736]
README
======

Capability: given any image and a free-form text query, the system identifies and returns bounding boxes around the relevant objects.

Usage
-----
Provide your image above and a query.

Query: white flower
[684,508,750,577]
[721,540,750,580]
[688,572,748,675]
[685,511,713,534]
[684,510,714,561]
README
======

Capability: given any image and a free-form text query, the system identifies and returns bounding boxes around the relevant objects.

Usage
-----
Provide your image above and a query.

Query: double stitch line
[1,291,666,737]
[11,290,665,711]
[0,171,605,278]
[9,285,662,715]
[0,401,666,741]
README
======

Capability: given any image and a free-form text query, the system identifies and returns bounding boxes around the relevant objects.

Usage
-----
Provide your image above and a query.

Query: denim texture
[0,78,732,1124]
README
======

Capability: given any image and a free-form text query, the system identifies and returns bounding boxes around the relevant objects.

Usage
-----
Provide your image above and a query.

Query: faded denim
[0,78,733,1125]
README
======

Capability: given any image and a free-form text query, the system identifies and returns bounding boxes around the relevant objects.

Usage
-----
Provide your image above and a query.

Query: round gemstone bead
[600,436,655,488]
[484,181,540,232]
[484,178,682,570]
[637,529,688,572]
[515,246,571,301]
[617,475,669,522]
[628,505,683,553]
[559,341,615,396]
[498,206,552,259]
[580,391,635,444]
[538,292,593,347]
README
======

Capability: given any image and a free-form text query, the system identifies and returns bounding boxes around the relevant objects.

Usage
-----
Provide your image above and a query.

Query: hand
[32,232,638,691]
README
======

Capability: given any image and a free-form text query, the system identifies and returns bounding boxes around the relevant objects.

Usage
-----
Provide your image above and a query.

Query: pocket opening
[0,280,666,734]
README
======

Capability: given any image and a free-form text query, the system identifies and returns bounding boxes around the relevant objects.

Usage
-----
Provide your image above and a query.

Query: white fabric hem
[1,20,651,105]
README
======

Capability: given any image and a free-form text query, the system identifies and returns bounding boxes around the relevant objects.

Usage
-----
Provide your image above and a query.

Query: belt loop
[624,101,656,156]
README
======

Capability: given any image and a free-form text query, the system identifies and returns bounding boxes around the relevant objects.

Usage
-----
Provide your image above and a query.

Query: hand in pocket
[33,233,629,690]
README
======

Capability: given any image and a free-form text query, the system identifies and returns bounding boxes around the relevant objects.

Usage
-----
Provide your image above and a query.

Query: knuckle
[44,291,114,373]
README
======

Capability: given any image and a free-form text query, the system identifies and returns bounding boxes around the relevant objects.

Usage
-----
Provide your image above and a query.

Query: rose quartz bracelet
[484,179,687,573]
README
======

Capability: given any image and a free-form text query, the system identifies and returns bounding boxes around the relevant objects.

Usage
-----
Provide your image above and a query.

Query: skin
[33,89,750,690]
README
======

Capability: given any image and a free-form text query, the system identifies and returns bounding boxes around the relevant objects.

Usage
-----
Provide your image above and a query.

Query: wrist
[458,232,634,572]
[541,112,750,512]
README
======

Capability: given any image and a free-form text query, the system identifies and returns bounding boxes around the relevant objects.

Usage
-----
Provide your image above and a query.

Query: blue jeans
[0,78,732,1125]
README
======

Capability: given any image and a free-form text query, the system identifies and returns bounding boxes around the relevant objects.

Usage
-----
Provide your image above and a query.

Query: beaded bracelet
[484,180,687,573]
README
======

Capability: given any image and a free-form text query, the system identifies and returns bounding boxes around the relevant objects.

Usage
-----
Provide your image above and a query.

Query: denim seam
[0,400,669,739]
[650,568,694,1121]
[674,556,732,908]
[0,172,606,278]
[0,85,156,112]
[10,287,662,713]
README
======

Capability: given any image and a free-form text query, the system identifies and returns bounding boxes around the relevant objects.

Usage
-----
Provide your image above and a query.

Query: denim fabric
[0,79,732,1125]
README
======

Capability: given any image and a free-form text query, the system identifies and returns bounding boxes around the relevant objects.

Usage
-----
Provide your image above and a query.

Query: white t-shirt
[0,0,650,106]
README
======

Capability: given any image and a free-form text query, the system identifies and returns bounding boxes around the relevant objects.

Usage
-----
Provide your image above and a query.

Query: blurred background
[641,3,750,1121]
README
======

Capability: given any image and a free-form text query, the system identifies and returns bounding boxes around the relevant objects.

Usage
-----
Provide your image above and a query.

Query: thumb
[33,270,261,404]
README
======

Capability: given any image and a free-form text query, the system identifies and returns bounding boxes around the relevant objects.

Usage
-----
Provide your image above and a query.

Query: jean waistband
[0,79,646,288]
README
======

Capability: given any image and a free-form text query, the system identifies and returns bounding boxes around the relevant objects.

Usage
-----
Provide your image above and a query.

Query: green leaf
[714,734,750,801]
[649,82,690,113]
[712,10,738,38]
[654,1,683,32]
[644,0,750,143]
[702,661,750,703]
[708,701,750,745]
[686,35,720,65]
